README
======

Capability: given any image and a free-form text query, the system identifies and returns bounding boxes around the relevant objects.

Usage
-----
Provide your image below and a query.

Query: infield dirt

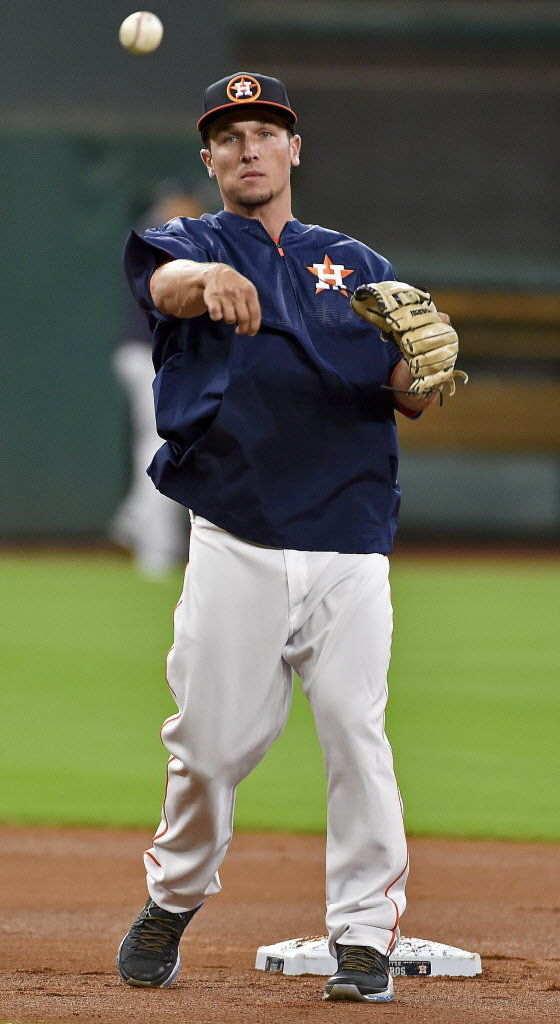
[0,827,558,1024]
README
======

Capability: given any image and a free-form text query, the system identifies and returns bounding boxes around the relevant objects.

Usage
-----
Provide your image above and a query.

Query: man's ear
[290,134,301,168]
[200,148,214,178]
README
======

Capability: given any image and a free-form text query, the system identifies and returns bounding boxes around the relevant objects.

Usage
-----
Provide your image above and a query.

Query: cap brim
[198,101,297,134]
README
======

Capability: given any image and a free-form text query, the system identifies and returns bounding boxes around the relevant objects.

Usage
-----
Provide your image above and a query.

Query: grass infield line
[1,553,558,839]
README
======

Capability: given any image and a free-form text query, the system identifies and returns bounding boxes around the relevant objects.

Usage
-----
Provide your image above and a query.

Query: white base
[256,936,482,978]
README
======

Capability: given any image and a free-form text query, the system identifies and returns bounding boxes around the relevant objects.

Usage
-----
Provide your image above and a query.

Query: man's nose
[240,138,259,161]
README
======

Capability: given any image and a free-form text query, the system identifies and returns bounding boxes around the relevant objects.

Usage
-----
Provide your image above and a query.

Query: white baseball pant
[145,515,408,956]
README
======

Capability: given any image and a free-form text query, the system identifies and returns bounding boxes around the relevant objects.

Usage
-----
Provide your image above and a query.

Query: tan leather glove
[351,281,468,399]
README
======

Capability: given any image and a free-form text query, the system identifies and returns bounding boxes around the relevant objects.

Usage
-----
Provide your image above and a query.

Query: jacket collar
[215,209,307,241]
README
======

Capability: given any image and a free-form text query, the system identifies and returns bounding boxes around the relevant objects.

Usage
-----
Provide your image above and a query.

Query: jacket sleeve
[123,221,209,319]
[122,221,211,371]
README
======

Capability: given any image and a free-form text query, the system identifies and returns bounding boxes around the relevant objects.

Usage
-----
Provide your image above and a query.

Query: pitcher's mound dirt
[0,827,558,1024]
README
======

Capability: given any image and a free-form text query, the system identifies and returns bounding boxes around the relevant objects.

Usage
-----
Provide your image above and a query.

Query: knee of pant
[311,685,361,727]
[164,714,277,783]
[171,744,226,782]
[173,738,258,784]
[313,695,385,750]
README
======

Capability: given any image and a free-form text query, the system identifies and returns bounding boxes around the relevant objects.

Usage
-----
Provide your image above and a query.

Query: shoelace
[338,946,387,974]
[130,914,184,954]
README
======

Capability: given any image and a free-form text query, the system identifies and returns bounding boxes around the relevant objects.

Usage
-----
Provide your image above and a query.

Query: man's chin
[236,190,275,209]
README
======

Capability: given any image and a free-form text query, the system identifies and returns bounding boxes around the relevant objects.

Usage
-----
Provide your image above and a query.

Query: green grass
[0,553,558,840]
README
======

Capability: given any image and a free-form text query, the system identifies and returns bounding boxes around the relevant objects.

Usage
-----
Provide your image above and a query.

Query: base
[255,936,482,978]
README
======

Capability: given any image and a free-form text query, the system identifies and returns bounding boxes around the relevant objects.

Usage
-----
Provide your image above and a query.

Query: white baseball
[119,11,163,54]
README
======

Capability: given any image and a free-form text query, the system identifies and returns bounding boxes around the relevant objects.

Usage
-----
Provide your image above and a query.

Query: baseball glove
[351,281,468,401]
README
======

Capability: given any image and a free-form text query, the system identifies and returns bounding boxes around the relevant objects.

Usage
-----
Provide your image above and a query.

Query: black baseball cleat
[323,944,394,1002]
[116,898,200,988]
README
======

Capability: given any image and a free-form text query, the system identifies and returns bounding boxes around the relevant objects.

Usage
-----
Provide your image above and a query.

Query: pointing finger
[234,298,252,335]
[206,299,223,322]
[245,291,262,336]
[220,299,237,325]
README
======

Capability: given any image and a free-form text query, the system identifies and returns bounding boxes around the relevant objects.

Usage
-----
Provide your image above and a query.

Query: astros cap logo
[197,73,297,134]
[227,74,262,103]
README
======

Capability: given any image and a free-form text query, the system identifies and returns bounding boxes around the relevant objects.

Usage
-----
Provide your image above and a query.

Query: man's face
[200,112,301,211]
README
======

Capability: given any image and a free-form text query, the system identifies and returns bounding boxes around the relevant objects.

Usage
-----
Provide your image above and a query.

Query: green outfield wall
[1,4,558,539]
[1,132,206,535]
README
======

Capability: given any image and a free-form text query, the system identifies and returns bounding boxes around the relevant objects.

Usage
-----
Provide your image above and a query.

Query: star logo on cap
[307,254,355,296]
[227,74,262,103]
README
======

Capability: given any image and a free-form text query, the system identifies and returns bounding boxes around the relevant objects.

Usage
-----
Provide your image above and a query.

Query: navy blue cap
[197,72,297,135]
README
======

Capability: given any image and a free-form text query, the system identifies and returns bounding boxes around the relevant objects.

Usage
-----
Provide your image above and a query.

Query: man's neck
[223,198,294,242]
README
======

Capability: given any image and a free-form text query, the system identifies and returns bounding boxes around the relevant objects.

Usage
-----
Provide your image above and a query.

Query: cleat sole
[323,975,394,1003]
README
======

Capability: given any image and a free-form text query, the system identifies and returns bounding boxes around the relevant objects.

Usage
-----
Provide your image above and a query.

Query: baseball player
[117,72,464,1003]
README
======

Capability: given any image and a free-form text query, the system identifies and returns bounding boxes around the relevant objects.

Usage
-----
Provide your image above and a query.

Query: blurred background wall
[1,0,558,541]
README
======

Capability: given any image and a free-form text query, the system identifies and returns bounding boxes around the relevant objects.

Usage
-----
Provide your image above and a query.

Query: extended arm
[150,259,262,336]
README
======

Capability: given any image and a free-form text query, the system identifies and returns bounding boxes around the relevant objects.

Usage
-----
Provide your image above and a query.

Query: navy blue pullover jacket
[123,210,414,553]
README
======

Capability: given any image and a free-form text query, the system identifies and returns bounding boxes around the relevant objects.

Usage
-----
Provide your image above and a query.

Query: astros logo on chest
[307,254,354,297]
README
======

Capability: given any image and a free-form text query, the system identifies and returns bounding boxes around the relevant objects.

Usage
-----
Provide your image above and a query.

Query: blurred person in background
[110,181,206,577]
